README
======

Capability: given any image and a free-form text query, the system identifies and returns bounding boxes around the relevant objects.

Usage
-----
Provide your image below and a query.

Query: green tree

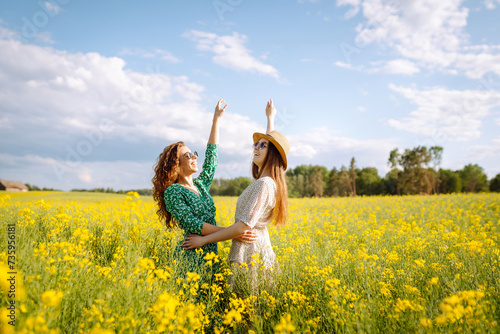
[383,169,399,195]
[438,169,461,194]
[350,157,357,196]
[459,164,488,192]
[388,149,401,195]
[25,183,41,191]
[286,165,328,197]
[490,173,500,192]
[325,168,340,197]
[310,166,325,197]
[222,177,252,196]
[356,167,382,196]
[389,145,443,195]
[339,166,352,197]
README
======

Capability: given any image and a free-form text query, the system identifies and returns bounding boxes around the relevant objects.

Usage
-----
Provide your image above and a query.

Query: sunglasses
[185,151,198,159]
[253,142,268,150]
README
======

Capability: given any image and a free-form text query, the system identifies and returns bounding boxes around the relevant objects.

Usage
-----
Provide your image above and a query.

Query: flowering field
[1,191,499,333]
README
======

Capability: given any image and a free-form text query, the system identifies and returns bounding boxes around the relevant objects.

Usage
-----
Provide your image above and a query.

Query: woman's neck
[176,174,194,187]
[258,166,271,178]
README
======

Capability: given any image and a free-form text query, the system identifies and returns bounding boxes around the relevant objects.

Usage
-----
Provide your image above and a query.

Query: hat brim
[253,132,287,170]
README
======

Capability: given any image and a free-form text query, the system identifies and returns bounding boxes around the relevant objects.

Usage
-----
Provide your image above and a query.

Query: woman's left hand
[214,99,228,120]
[182,234,206,249]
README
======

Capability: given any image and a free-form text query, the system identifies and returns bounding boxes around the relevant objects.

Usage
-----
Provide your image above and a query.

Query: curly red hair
[152,141,185,228]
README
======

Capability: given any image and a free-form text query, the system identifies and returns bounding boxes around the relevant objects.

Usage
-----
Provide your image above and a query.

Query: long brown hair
[152,141,185,228]
[252,142,288,227]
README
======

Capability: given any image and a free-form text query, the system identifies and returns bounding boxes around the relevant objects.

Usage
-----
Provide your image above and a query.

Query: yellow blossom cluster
[0,191,498,333]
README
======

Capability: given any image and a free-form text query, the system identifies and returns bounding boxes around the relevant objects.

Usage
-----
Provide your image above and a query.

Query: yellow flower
[420,318,432,327]
[429,277,439,285]
[414,259,425,268]
[186,272,200,283]
[90,327,115,334]
[41,290,64,307]
[326,278,341,287]
[223,309,242,326]
[275,313,296,334]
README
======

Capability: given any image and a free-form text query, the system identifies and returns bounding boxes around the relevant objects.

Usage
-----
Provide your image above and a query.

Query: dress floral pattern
[228,176,277,269]
[164,143,218,273]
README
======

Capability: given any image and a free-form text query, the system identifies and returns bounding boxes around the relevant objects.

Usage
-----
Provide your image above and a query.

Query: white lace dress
[227,176,277,269]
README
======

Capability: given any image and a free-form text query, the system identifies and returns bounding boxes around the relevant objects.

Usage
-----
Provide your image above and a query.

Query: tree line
[69,188,153,196]
[212,145,500,198]
[25,184,153,196]
[24,145,500,197]
[287,145,499,197]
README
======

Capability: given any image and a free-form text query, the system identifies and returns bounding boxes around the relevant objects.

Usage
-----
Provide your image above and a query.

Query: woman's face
[178,146,198,176]
[252,138,269,168]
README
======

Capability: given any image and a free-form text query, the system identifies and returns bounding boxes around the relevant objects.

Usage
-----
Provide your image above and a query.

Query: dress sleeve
[196,143,218,191]
[238,180,272,229]
[164,186,204,235]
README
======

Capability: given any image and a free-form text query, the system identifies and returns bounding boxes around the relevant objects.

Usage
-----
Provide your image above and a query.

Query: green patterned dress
[164,143,218,275]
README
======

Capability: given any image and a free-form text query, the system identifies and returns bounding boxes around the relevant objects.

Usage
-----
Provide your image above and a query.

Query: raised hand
[266,98,276,134]
[214,99,228,120]
[266,98,276,119]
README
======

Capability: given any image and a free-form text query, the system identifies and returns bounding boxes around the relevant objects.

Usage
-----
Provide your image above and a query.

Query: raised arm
[208,99,227,145]
[266,98,276,134]
[197,99,227,190]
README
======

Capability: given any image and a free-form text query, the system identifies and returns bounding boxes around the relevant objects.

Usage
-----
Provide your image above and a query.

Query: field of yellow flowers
[1,191,499,333]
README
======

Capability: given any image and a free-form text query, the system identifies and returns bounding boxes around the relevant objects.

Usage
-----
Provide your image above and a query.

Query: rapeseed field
[0,191,499,333]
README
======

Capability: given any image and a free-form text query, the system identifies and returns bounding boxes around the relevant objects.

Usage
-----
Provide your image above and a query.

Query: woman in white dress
[182,99,289,277]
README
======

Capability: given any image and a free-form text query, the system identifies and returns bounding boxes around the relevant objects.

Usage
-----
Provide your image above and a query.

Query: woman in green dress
[152,99,255,274]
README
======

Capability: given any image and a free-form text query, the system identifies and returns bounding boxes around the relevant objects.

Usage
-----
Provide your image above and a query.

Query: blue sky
[0,0,499,191]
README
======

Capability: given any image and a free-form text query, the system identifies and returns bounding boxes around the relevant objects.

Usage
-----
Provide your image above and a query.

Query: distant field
[1,191,499,333]
[0,191,151,204]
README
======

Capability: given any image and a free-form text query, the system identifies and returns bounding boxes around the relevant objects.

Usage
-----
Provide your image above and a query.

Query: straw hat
[253,130,290,170]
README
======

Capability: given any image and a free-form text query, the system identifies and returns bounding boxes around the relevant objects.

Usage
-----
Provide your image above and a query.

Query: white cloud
[183,30,280,78]
[287,127,396,173]
[337,0,500,78]
[334,61,353,69]
[336,59,419,75]
[484,0,500,9]
[0,20,54,44]
[467,136,500,160]
[45,2,63,14]
[289,127,394,157]
[215,160,254,179]
[119,48,179,63]
[0,153,154,190]
[33,31,55,44]
[0,116,12,129]
[375,59,420,75]
[387,84,500,141]
[0,29,265,190]
[0,35,198,143]
[337,0,361,18]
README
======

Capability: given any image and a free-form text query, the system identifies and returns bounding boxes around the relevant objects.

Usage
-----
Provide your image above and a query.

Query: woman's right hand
[234,230,258,244]
[214,99,228,121]
[266,99,276,133]
[265,99,276,120]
